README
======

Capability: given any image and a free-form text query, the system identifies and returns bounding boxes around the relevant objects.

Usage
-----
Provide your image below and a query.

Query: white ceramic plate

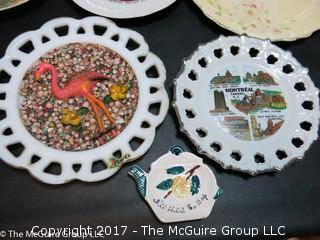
[73,0,176,19]
[0,0,28,11]
[0,17,169,184]
[193,0,320,41]
[173,35,319,175]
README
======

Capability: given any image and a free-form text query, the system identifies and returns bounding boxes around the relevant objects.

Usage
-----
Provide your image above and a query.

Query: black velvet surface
[0,1,319,239]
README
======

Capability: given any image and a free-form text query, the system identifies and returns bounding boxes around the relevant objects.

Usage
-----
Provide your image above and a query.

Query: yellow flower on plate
[61,109,81,126]
[171,176,190,198]
[110,84,128,101]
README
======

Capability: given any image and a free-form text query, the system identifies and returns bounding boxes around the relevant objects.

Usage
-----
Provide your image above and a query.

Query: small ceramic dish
[173,35,319,175]
[193,0,320,41]
[0,0,28,11]
[73,0,176,19]
[129,146,222,223]
[0,17,169,184]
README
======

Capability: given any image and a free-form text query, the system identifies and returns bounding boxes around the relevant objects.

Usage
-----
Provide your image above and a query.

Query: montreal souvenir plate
[173,35,319,175]
[193,0,320,41]
[73,0,176,19]
[0,17,169,184]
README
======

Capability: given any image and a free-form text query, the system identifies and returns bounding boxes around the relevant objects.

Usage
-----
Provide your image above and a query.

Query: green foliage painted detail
[166,166,185,175]
[191,175,200,195]
[156,179,173,190]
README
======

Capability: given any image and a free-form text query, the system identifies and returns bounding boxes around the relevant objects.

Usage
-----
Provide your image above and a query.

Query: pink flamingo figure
[34,62,115,133]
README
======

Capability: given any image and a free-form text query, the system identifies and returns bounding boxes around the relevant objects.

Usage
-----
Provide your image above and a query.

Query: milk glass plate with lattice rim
[73,0,176,19]
[0,17,169,184]
[173,35,319,175]
[193,0,320,41]
[0,0,28,11]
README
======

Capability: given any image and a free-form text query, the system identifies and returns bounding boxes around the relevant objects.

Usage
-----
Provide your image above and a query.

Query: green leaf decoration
[74,124,82,133]
[190,175,200,195]
[126,80,133,90]
[156,179,173,191]
[103,95,112,104]
[166,166,185,175]
[78,107,89,115]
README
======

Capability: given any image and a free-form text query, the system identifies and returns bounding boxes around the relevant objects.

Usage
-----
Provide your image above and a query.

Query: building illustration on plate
[231,88,287,114]
[243,71,277,85]
[222,116,251,141]
[210,90,230,113]
[211,70,241,85]
[251,116,284,140]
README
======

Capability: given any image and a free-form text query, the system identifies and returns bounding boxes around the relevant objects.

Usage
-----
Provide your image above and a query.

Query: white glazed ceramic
[0,0,28,11]
[193,0,320,41]
[173,35,319,175]
[129,146,222,223]
[73,0,176,19]
[0,17,169,184]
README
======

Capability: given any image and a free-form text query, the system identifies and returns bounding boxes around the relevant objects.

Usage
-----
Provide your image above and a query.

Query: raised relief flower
[61,109,81,126]
[110,84,128,101]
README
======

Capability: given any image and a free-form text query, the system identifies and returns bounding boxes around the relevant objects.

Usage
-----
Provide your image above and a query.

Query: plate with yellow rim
[0,0,28,11]
[193,0,320,41]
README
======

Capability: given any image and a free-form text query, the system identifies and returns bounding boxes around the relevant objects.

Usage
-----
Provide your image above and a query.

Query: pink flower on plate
[247,1,264,11]
[110,129,120,138]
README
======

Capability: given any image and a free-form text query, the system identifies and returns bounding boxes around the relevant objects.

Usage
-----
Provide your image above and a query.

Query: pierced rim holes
[267,54,278,64]
[302,101,313,110]
[0,70,11,84]
[126,38,140,51]
[146,65,159,78]
[198,57,207,68]
[231,151,242,161]
[129,137,145,151]
[294,82,306,91]
[6,142,25,157]
[276,150,288,160]
[185,109,195,119]
[282,64,294,74]
[230,46,239,55]
[19,40,34,54]
[249,48,259,57]
[91,160,107,173]
[44,162,62,175]
[196,128,207,138]
[93,25,107,36]
[300,121,312,131]
[183,89,192,99]
[210,142,222,152]
[214,48,223,58]
[188,70,197,81]
[254,154,265,164]
[291,138,304,148]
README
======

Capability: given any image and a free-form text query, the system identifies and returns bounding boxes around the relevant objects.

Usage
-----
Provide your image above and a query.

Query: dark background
[0,1,319,239]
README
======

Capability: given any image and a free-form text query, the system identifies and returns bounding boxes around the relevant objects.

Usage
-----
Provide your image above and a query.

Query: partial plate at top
[0,0,28,11]
[73,0,176,19]
[193,0,320,41]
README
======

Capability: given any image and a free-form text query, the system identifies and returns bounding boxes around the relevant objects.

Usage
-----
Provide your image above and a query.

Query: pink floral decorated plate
[193,0,320,41]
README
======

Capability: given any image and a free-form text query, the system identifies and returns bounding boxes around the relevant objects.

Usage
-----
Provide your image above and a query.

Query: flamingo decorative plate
[173,35,319,175]
[193,0,320,41]
[0,17,169,184]
[0,0,28,11]
[73,0,176,19]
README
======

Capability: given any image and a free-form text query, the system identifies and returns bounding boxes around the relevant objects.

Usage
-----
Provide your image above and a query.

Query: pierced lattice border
[0,17,169,184]
[173,35,320,175]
